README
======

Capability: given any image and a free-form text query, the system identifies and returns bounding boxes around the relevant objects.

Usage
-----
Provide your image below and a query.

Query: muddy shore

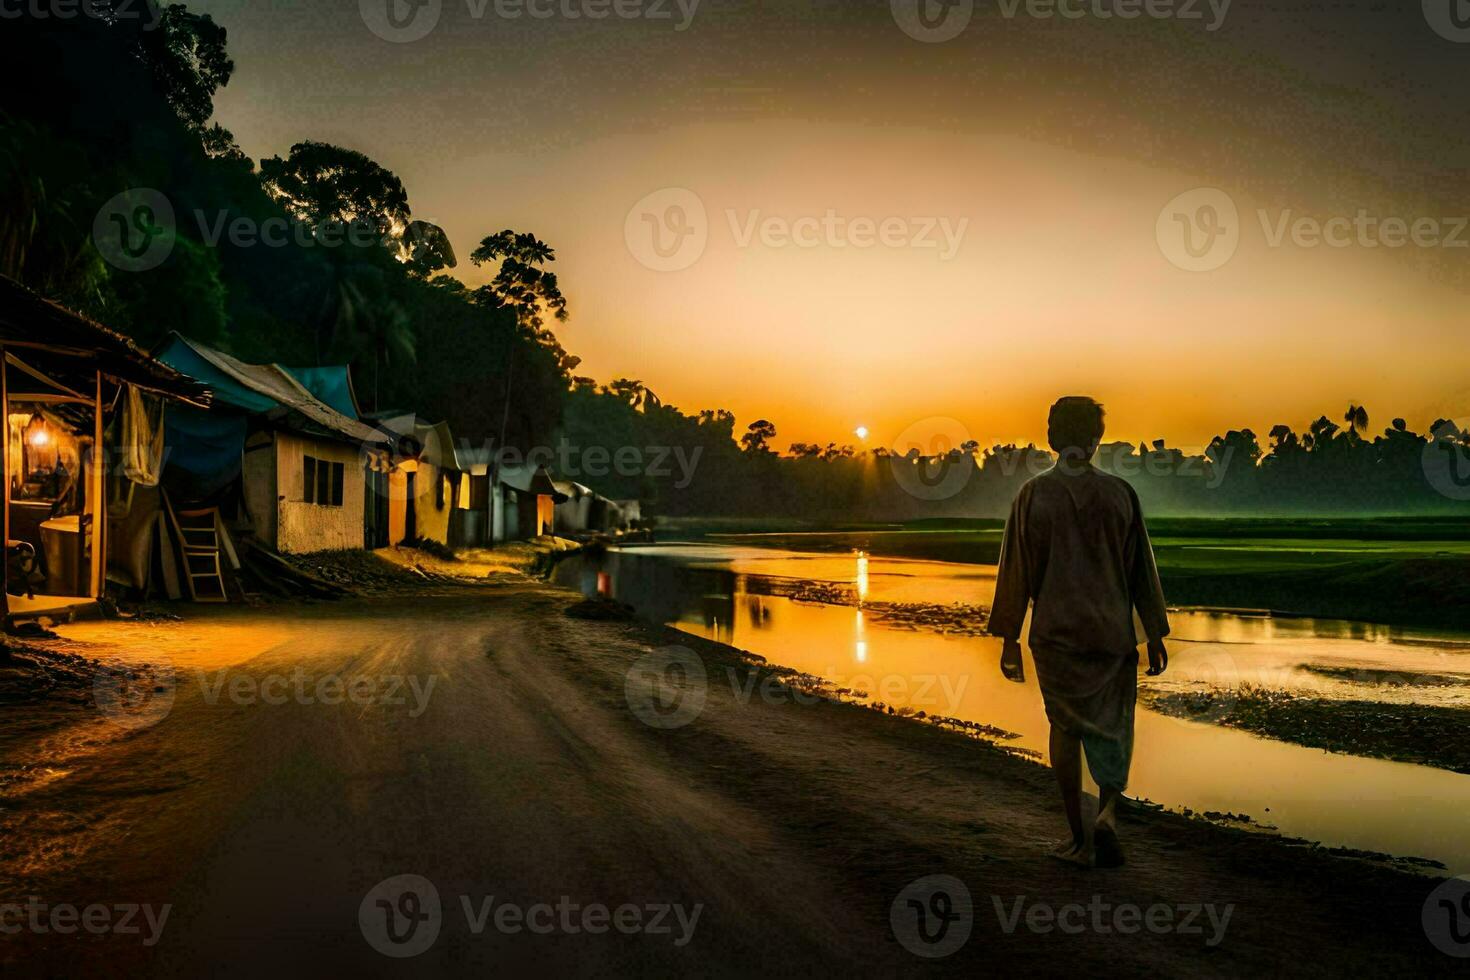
[1143,688,1470,775]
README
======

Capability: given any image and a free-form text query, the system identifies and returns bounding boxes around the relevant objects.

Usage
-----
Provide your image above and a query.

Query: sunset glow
[204,3,1470,450]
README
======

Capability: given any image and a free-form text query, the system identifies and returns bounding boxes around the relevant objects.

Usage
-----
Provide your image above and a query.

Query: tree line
[557,394,1470,518]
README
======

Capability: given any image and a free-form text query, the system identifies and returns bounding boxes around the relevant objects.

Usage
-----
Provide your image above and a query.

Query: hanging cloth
[121,384,165,487]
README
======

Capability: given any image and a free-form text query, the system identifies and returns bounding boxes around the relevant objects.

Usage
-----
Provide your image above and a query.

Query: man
[988,396,1169,868]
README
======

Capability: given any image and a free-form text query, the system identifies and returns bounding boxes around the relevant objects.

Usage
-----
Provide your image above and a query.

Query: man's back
[989,466,1168,656]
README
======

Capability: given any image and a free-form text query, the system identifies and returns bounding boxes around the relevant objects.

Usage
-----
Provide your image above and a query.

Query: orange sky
[202,1,1470,451]
[413,122,1468,451]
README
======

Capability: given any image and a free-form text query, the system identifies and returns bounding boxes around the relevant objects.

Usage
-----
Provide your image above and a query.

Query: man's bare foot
[1093,826,1126,868]
[1049,838,1092,867]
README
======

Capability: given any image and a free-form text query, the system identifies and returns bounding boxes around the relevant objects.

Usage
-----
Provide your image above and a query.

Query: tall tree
[742,419,777,453]
[134,4,235,131]
[469,230,569,331]
[259,141,411,238]
[401,220,457,277]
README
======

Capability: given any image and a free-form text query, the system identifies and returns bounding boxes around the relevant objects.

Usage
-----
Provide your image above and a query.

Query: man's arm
[989,488,1032,682]
[1127,487,1170,675]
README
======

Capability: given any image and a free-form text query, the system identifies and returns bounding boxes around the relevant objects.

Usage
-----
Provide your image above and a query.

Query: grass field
[670,516,1470,631]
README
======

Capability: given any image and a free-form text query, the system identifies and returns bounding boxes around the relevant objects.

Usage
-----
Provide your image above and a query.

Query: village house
[0,276,208,618]
[0,282,600,617]
[370,414,461,549]
[452,447,563,545]
[154,334,392,557]
[553,481,643,538]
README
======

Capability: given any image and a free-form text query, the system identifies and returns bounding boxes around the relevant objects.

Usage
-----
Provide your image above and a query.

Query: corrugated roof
[156,336,277,414]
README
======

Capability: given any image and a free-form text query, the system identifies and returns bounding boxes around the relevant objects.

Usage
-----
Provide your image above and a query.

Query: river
[555,541,1470,873]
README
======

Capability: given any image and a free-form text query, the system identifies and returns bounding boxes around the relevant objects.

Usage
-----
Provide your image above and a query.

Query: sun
[854,426,869,441]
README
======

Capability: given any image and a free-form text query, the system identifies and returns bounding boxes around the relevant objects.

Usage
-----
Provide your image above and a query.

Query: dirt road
[0,581,1461,976]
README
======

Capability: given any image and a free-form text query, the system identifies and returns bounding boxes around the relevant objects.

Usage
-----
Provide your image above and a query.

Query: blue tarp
[153,334,376,502]
[161,403,248,501]
[284,365,360,420]
[156,337,277,414]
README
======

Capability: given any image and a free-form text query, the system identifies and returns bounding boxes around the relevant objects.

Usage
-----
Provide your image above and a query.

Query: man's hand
[1000,638,1025,684]
[1146,637,1168,676]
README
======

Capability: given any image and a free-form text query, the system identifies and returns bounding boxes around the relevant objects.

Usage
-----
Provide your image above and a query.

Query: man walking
[988,396,1170,868]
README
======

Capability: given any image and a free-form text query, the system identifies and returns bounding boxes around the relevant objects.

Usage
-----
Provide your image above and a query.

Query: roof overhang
[0,275,211,406]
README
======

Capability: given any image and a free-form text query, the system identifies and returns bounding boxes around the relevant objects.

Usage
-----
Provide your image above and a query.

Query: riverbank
[689,518,1470,631]
[1,561,1463,972]
[1143,688,1470,775]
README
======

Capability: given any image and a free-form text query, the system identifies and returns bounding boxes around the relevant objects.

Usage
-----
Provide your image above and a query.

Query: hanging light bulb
[25,412,48,448]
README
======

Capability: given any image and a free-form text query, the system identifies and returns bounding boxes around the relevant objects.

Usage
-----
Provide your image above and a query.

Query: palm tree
[1307,416,1340,451]
[1343,404,1369,440]
[469,230,568,331]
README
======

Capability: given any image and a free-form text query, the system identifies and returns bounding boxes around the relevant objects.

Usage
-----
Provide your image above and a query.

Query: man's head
[1048,396,1105,462]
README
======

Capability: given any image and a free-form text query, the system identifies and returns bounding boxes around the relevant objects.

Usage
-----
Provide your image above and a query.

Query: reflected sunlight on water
[560,542,1470,872]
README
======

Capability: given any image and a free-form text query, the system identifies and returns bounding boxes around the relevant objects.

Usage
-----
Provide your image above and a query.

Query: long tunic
[988,466,1170,790]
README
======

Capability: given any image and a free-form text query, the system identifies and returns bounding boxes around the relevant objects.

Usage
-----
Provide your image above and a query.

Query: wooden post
[90,370,105,598]
[1,344,8,617]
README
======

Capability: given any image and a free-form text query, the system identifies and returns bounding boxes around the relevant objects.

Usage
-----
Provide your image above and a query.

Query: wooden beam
[1,344,9,618]
[90,370,105,599]
[4,393,92,405]
[0,339,105,358]
[5,352,91,401]
[99,372,210,409]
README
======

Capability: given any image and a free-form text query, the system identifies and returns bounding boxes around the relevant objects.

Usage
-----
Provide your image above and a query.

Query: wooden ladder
[163,493,228,603]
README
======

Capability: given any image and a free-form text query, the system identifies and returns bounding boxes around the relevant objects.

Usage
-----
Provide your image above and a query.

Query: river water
[556,541,1470,873]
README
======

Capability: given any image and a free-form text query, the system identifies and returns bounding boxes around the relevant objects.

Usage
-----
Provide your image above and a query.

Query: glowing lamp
[25,412,48,448]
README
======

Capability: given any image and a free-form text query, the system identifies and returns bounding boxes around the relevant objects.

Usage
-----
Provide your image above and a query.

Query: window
[435,472,447,511]
[303,454,345,507]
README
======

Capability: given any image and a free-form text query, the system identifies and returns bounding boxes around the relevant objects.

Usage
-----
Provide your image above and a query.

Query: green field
[670,517,1470,632]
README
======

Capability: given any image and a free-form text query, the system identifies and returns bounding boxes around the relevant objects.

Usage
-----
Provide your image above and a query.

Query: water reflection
[557,543,1470,872]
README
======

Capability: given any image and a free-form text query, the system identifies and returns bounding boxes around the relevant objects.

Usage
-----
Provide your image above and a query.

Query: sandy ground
[0,575,1463,976]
